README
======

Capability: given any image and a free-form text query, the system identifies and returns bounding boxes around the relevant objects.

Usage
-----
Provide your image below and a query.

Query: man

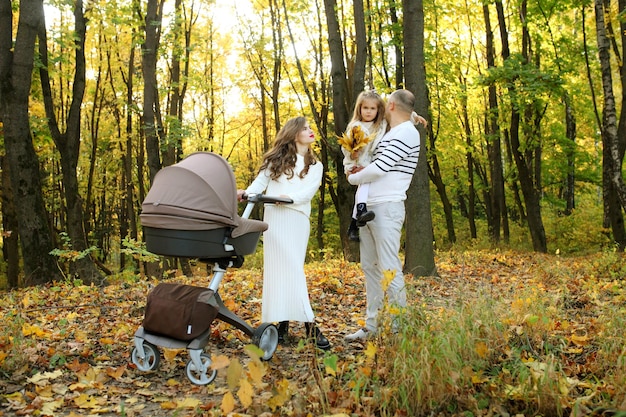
[344,89,421,341]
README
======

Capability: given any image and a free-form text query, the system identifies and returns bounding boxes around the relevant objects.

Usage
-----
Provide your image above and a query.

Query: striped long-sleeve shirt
[347,120,420,204]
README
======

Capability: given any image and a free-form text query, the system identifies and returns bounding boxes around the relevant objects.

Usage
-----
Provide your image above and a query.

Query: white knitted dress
[245,155,323,323]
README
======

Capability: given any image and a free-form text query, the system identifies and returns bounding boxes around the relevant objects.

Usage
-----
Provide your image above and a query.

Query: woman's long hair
[259,116,318,180]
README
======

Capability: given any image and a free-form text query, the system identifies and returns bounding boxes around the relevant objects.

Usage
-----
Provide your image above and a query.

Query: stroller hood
[140,152,240,231]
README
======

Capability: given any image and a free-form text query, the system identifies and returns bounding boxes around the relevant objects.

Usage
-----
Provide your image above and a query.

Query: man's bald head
[388,90,415,115]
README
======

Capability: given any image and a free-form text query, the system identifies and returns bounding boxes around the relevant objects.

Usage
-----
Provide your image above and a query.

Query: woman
[237,116,330,350]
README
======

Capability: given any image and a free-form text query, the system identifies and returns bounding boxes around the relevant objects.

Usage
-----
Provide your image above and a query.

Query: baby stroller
[131,151,291,385]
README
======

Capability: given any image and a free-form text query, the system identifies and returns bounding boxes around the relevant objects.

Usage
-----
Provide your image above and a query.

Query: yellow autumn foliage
[338,125,374,153]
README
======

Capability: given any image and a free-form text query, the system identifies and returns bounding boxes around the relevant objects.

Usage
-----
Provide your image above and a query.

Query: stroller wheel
[131,341,160,371]
[185,353,217,385]
[253,323,279,361]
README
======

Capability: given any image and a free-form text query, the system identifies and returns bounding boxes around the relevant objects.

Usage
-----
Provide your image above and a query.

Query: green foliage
[6,0,620,290]
[49,232,98,263]
[120,237,160,263]
[544,198,613,255]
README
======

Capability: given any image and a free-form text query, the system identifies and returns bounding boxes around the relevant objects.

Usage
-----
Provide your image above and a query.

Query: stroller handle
[244,193,293,205]
[241,193,293,219]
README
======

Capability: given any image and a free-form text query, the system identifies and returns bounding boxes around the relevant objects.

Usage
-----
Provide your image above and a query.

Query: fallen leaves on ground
[0,250,625,416]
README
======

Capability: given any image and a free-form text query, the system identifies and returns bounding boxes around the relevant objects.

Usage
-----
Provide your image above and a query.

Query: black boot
[356,203,375,226]
[305,322,331,350]
[347,219,360,242]
[277,321,289,344]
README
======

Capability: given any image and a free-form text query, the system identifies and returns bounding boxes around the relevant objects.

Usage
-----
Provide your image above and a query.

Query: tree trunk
[165,0,194,276]
[485,1,507,243]
[610,0,626,246]
[595,0,626,241]
[403,0,436,276]
[323,0,360,261]
[0,0,62,285]
[163,0,183,167]
[428,152,456,244]
[563,92,577,216]
[618,0,626,161]
[141,0,165,278]
[282,0,330,253]
[498,0,546,252]
[38,0,104,284]
[142,0,164,182]
[1,155,20,288]
[270,0,283,133]
[389,4,403,89]
[460,77,477,238]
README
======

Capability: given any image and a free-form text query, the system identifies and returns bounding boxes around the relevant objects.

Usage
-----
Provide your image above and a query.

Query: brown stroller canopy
[140,152,266,236]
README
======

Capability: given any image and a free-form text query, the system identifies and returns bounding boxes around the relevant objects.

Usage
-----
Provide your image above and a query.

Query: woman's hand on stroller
[237,189,247,202]
[274,194,290,205]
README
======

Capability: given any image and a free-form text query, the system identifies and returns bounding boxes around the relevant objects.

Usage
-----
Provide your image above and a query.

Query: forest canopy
[1,0,625,288]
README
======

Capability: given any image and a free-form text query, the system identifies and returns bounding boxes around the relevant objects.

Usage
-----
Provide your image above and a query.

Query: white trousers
[359,200,407,331]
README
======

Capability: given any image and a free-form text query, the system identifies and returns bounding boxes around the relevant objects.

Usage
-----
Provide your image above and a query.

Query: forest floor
[1,249,625,416]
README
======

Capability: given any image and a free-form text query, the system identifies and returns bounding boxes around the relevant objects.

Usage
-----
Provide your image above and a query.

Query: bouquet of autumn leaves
[338,125,375,160]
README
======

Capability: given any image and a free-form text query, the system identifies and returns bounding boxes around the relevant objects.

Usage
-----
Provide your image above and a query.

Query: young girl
[341,91,388,241]
[342,91,428,241]
[237,117,330,350]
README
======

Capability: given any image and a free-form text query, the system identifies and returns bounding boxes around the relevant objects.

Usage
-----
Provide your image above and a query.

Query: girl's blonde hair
[351,90,386,132]
[259,116,318,180]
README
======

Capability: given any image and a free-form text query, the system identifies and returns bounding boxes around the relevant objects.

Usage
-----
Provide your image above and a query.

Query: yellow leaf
[74,329,89,342]
[160,401,177,410]
[163,348,184,361]
[76,366,108,388]
[244,343,263,361]
[177,397,201,409]
[381,269,396,292]
[267,379,290,411]
[275,378,289,396]
[247,360,266,387]
[105,365,126,380]
[211,354,231,370]
[471,372,489,384]
[74,393,100,409]
[22,293,32,308]
[166,378,180,387]
[0,350,7,364]
[570,333,590,346]
[22,323,47,337]
[221,391,236,415]
[364,342,377,359]
[41,398,64,415]
[237,378,254,408]
[35,384,54,398]
[388,305,402,315]
[226,359,243,391]
[338,125,374,152]
[475,341,489,358]
[27,369,63,386]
